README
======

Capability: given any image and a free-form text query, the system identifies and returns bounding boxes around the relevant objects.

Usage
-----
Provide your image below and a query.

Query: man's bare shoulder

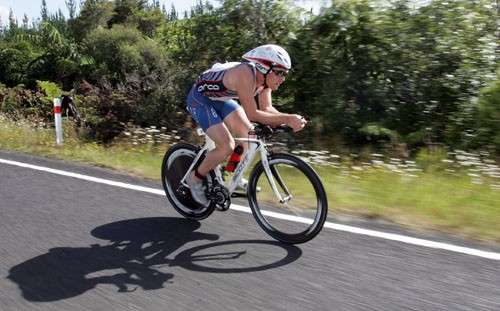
[225,63,254,90]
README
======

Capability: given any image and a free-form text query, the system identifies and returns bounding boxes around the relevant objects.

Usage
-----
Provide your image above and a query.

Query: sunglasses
[271,69,288,77]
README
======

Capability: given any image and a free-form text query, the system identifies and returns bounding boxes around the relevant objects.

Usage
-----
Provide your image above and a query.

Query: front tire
[247,153,328,244]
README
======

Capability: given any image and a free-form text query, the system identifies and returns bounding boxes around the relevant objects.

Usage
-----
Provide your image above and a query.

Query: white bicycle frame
[180,128,291,203]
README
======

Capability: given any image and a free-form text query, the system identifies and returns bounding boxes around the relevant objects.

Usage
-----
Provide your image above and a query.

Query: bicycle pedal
[208,185,231,211]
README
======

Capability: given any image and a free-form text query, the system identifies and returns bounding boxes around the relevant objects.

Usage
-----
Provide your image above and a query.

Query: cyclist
[186,44,306,206]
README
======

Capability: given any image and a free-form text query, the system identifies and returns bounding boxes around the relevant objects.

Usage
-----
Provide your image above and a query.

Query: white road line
[0,158,165,196]
[2,157,499,261]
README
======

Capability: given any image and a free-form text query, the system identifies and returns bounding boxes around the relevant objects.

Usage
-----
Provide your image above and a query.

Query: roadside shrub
[475,75,500,155]
[0,84,51,121]
[415,146,449,172]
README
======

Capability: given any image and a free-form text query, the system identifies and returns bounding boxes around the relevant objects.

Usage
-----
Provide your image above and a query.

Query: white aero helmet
[242,44,292,74]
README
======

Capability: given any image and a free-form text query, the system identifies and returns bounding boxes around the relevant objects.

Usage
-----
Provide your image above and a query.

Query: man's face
[268,68,288,90]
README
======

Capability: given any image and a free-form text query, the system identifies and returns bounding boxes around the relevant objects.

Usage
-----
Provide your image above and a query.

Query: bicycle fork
[261,152,293,204]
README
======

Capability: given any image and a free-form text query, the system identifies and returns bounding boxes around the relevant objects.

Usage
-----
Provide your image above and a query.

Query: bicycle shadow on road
[7,217,302,302]
[172,240,303,273]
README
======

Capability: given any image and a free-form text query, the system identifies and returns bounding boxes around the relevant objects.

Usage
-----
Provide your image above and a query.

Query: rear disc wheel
[161,143,216,220]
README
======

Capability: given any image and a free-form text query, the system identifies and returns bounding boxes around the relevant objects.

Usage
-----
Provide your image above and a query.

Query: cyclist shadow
[7,217,215,302]
[7,217,303,302]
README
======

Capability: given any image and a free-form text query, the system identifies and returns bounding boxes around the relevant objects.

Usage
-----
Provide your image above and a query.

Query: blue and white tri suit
[187,62,264,131]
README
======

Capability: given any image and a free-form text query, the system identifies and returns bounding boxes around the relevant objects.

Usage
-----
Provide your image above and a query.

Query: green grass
[322,168,499,242]
[1,116,499,244]
[0,117,164,179]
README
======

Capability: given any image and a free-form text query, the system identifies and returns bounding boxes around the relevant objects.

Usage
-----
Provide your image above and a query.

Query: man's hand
[287,114,307,132]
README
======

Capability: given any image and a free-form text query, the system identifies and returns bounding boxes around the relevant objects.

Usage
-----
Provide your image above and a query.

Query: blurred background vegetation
[0,0,498,157]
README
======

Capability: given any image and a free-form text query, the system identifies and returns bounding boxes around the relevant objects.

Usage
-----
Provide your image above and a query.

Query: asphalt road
[1,150,499,311]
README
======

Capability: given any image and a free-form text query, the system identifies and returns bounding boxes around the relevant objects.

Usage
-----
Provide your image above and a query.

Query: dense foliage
[0,0,498,156]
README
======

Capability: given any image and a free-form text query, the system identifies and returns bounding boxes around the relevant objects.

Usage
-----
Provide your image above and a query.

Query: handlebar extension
[249,123,294,137]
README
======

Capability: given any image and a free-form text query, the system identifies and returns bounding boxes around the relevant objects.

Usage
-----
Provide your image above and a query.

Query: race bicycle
[161,123,328,244]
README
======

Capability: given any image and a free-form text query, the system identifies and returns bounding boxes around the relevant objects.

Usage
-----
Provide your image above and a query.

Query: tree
[66,0,78,19]
[68,0,114,42]
[290,0,384,143]
[475,72,500,154]
[16,22,85,88]
[290,0,499,153]
[7,9,19,38]
[106,0,164,37]
[81,25,179,140]
[41,0,49,22]
[84,24,166,83]
[375,0,499,149]
[0,41,34,86]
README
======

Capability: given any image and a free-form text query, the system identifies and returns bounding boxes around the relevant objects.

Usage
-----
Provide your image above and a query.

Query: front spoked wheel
[161,143,216,220]
[248,153,328,244]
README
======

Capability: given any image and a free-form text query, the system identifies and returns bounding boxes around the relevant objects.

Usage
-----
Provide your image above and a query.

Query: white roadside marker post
[54,98,63,146]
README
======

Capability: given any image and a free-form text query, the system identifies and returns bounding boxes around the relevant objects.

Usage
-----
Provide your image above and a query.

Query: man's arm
[231,65,305,131]
[236,67,289,123]
[257,88,280,114]
[256,85,306,131]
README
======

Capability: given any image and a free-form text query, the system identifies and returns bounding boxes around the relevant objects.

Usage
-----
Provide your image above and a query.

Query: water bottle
[226,144,244,172]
